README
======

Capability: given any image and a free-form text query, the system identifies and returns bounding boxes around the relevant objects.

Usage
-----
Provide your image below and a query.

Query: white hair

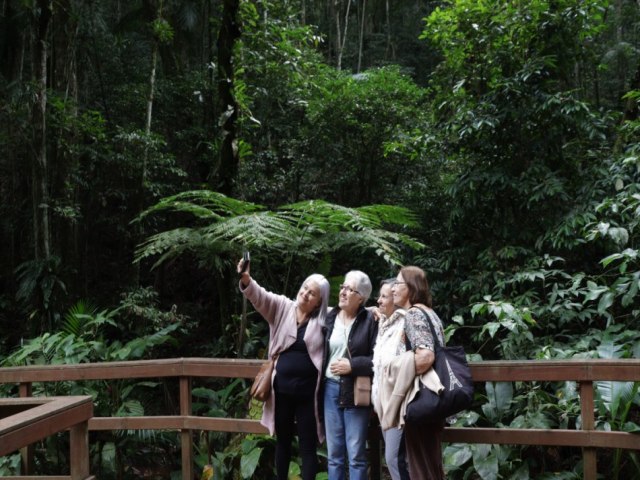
[303,273,330,324]
[345,270,372,304]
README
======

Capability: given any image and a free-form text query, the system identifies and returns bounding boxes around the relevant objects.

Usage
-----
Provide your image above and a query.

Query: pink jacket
[241,279,326,442]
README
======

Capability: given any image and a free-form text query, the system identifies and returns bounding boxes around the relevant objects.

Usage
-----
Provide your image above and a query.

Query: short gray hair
[345,270,372,304]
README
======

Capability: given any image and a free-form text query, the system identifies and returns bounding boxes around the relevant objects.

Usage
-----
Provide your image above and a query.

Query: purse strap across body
[415,306,444,351]
[404,306,443,353]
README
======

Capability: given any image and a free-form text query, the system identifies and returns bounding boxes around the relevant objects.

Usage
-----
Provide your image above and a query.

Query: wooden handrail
[1,358,639,480]
[1,358,638,382]
[0,396,93,480]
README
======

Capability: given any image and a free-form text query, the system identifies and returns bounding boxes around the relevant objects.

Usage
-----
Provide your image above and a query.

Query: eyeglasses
[392,281,406,287]
[339,284,361,296]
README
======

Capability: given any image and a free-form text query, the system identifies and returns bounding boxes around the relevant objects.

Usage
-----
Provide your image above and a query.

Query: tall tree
[336,0,351,70]
[214,0,241,195]
[30,0,53,261]
[357,0,366,72]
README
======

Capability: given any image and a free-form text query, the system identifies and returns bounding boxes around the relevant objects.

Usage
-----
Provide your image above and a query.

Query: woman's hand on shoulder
[369,306,385,322]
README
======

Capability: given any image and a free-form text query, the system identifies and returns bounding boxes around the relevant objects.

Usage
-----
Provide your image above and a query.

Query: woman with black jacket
[322,270,378,480]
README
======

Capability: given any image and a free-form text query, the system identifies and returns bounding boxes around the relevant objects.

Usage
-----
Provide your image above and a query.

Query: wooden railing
[0,395,94,480]
[1,358,639,480]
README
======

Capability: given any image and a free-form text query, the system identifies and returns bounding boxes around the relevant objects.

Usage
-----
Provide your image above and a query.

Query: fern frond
[201,212,295,247]
[134,228,202,264]
[135,190,264,223]
[357,204,420,228]
[136,191,424,270]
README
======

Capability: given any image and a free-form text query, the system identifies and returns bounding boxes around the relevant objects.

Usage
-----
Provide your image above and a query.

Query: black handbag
[405,307,474,425]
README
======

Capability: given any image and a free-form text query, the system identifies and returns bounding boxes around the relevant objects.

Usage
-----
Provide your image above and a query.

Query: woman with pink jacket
[239,259,330,480]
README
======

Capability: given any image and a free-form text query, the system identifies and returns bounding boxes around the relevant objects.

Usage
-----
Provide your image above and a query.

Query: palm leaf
[62,300,99,336]
[595,379,639,425]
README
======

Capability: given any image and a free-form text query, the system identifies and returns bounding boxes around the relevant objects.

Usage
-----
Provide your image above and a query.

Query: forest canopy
[1,0,640,478]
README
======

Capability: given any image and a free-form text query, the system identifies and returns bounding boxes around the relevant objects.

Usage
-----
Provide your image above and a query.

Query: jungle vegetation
[1,0,639,478]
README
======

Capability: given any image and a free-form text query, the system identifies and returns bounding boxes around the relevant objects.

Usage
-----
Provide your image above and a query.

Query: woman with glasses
[371,278,410,480]
[322,270,378,480]
[238,259,330,480]
[392,266,446,480]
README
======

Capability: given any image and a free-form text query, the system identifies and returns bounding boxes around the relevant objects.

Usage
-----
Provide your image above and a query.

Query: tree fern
[135,190,424,273]
[135,190,263,223]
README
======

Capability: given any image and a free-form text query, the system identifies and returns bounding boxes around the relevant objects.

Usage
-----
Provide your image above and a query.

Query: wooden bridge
[1,358,639,479]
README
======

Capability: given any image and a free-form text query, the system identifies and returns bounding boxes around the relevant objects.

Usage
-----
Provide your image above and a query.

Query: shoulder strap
[414,307,443,349]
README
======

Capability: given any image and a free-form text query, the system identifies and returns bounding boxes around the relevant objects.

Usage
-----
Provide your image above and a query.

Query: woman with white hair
[239,260,330,480]
[322,270,378,480]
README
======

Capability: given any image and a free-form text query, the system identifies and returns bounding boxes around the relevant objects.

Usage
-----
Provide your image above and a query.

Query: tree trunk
[357,0,367,72]
[213,0,241,196]
[333,0,342,69]
[135,3,163,286]
[31,0,53,261]
[51,0,81,285]
[336,0,351,70]
[385,0,392,59]
[146,44,158,138]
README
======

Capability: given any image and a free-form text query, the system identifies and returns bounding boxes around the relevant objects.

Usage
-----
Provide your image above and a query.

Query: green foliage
[0,455,21,476]
[135,190,423,294]
[191,379,269,478]
[197,433,276,480]
[420,1,609,231]
[234,1,329,205]
[0,293,186,477]
[152,18,174,44]
[293,66,429,206]
[470,297,536,359]
[14,256,68,335]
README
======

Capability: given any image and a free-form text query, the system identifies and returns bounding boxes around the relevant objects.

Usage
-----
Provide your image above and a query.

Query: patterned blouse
[402,307,445,352]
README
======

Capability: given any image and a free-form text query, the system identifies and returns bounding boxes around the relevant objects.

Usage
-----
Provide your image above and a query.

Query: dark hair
[399,266,432,308]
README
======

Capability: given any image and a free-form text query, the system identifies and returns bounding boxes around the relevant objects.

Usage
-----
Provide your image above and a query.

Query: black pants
[274,390,318,480]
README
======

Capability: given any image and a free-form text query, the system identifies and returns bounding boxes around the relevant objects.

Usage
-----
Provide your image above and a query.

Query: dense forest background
[1,0,640,478]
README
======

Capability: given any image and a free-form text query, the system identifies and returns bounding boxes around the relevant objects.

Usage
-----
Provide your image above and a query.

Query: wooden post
[18,383,34,475]
[70,420,90,480]
[180,376,193,480]
[580,381,596,480]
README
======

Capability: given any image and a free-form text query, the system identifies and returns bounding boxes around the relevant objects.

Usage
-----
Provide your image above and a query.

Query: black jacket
[322,305,378,408]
